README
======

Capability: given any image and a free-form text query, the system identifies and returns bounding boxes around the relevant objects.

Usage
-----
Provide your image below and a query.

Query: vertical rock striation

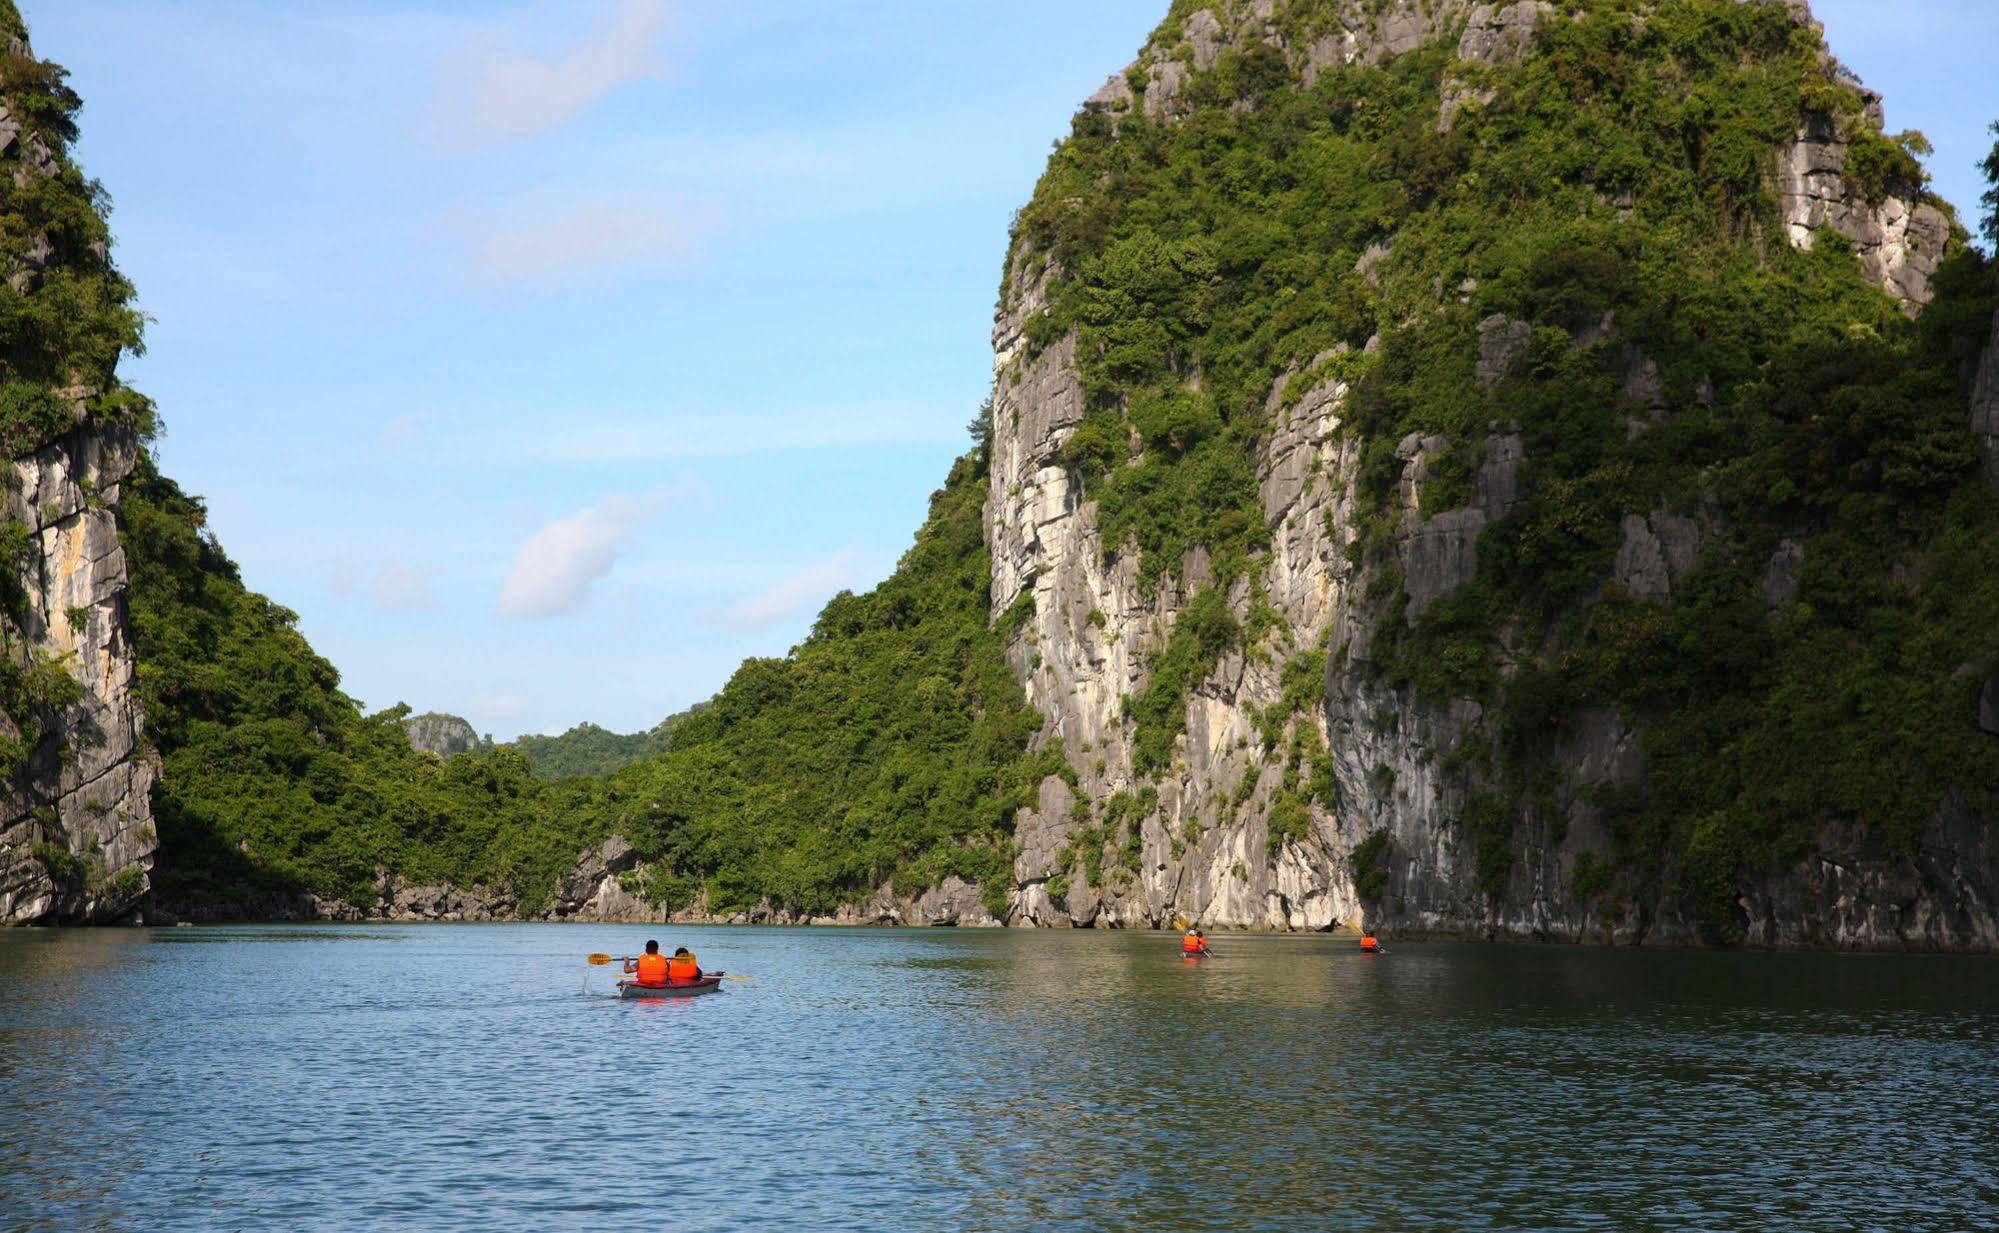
[0,414,156,925]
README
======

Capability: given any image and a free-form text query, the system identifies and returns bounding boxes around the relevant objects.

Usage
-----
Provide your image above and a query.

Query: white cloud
[458,193,710,288]
[499,487,685,619]
[712,550,859,631]
[435,0,673,147]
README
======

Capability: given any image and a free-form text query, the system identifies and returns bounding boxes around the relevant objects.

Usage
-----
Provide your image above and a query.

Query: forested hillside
[510,715,687,780]
[122,460,610,915]
[12,0,1999,942]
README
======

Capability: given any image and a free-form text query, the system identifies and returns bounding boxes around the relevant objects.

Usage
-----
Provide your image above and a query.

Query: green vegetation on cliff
[587,449,1058,918]
[123,460,608,913]
[0,7,155,791]
[126,442,1055,919]
[1009,0,1999,936]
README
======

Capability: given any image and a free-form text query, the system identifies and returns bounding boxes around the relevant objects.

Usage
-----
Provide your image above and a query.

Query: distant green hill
[510,712,698,780]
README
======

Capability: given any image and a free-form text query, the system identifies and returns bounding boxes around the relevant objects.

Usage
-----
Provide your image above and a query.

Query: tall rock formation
[985,0,1999,946]
[0,13,157,923]
[401,711,488,759]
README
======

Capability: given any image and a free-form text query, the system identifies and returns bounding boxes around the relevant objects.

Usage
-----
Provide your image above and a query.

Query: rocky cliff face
[0,20,157,925]
[981,0,1999,947]
[0,419,156,925]
[402,711,486,759]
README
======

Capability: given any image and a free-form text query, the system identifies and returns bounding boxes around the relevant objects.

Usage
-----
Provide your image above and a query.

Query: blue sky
[20,1,1999,740]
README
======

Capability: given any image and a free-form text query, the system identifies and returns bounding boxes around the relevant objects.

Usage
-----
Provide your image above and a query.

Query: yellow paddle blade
[720,974,753,981]
[587,953,617,966]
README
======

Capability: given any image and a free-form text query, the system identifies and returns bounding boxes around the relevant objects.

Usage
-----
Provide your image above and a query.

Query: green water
[1,924,1994,1230]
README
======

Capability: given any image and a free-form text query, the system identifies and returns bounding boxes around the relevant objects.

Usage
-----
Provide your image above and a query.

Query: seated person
[667,946,702,983]
[625,940,669,987]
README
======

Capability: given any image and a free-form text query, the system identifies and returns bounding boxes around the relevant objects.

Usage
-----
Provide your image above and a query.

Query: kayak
[1181,950,1212,959]
[618,973,724,999]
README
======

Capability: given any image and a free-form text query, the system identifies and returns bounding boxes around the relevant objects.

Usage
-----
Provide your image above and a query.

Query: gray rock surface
[961,1,1997,950]
[402,712,487,758]
[1476,315,1533,386]
[1614,512,1705,601]
[1973,307,1999,486]
[1762,539,1806,609]
[1776,111,1950,307]
[0,423,157,924]
[1456,1,1547,65]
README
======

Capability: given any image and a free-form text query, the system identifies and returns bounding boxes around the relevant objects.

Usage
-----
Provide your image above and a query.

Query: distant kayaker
[1360,928,1381,954]
[667,946,702,983]
[1181,929,1209,956]
[626,940,670,988]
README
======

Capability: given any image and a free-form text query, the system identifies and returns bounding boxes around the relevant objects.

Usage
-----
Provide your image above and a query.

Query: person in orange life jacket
[1182,929,1209,955]
[666,946,701,983]
[1360,928,1381,953]
[625,940,670,988]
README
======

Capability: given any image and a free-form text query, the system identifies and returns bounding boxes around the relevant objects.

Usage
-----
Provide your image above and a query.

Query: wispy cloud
[455,193,711,288]
[434,0,673,147]
[499,486,689,619]
[711,550,859,631]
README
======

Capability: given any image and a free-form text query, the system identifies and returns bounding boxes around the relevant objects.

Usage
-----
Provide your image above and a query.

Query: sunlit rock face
[0,423,157,925]
[979,0,1998,948]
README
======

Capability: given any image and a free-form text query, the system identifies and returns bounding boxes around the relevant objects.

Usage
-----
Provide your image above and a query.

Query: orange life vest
[1182,934,1204,953]
[667,953,700,982]
[1360,935,1380,952]
[634,952,669,987]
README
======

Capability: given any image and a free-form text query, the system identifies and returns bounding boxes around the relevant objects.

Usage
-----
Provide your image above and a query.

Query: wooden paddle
[587,954,752,980]
[1169,915,1214,956]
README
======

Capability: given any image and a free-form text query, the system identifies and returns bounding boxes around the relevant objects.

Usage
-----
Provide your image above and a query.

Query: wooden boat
[618,973,724,998]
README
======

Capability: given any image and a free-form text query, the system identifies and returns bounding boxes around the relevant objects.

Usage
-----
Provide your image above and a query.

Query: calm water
[2,925,1995,1231]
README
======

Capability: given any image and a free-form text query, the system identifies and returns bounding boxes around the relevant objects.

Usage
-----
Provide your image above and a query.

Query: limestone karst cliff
[982,0,1999,946]
[0,13,157,923]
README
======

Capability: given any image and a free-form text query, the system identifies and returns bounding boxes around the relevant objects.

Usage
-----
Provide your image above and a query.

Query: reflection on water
[2,925,1995,1230]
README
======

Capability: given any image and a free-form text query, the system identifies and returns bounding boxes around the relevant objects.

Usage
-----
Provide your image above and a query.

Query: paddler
[1181,928,1210,957]
[666,946,702,983]
[625,940,670,987]
[1360,928,1381,954]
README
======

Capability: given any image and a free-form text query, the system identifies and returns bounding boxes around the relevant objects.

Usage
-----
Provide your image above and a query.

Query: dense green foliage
[126,442,1058,920]
[123,460,610,913]
[509,713,691,780]
[0,8,154,795]
[0,17,149,457]
[1009,0,1999,936]
[588,451,1060,918]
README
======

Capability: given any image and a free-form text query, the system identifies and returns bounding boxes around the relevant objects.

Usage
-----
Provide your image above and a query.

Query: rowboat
[618,973,724,998]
